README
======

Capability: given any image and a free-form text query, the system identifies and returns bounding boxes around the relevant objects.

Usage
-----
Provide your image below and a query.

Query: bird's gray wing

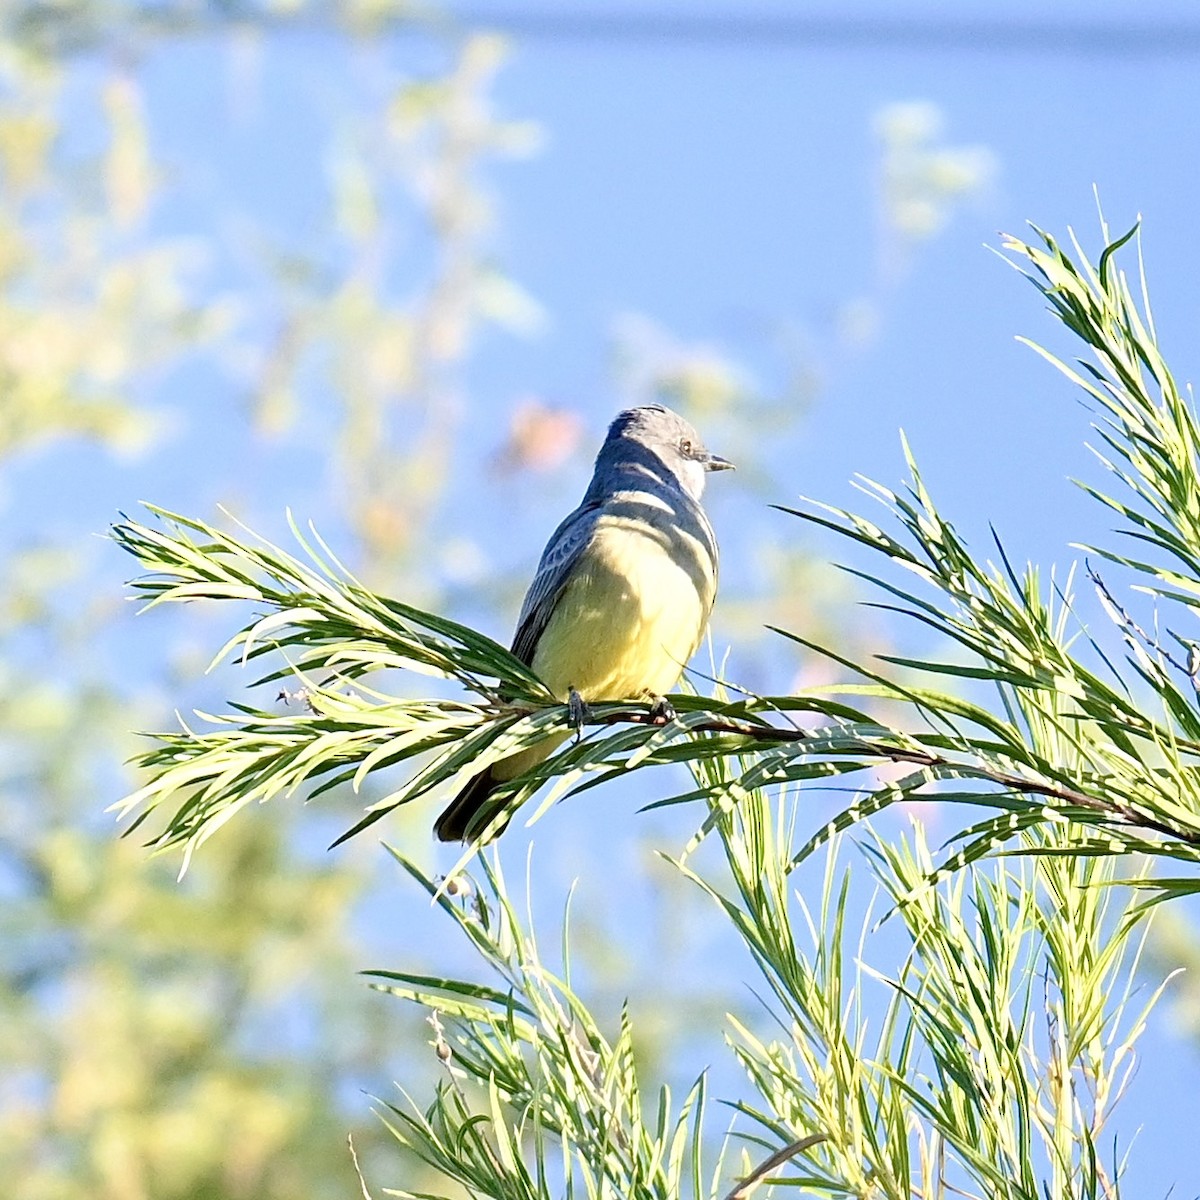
[510,500,602,666]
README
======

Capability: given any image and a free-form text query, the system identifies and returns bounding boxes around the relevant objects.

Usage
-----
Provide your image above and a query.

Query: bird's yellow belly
[530,519,713,703]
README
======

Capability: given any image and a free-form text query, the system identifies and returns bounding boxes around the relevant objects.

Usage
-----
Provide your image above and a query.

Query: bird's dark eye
[679,438,694,456]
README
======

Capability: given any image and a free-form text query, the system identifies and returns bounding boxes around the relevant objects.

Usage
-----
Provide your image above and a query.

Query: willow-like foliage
[114,220,1198,1195]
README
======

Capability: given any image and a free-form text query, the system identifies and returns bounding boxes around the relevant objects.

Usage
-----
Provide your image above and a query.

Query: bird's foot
[567,688,592,739]
[646,695,676,724]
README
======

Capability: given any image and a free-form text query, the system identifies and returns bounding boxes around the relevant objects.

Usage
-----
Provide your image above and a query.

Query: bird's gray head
[601,404,733,501]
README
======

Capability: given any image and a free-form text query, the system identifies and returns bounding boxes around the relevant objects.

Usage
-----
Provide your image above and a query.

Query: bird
[435,403,732,843]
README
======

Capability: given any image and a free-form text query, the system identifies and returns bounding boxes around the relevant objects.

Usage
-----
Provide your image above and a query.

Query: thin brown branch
[721,1134,828,1200]
[1088,561,1192,677]
[586,707,1200,848]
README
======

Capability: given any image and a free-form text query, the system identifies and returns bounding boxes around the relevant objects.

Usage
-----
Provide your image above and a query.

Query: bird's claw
[568,688,592,740]
[647,695,676,724]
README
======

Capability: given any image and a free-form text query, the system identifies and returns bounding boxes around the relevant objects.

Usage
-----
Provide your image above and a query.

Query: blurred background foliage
[0,1,1119,1196]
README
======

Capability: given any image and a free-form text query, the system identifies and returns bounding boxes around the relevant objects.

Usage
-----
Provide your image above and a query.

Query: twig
[721,1134,827,1200]
[585,706,1200,847]
[1087,560,1191,676]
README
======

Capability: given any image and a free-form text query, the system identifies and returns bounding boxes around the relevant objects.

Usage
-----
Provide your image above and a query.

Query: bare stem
[584,707,1200,847]
[721,1134,828,1200]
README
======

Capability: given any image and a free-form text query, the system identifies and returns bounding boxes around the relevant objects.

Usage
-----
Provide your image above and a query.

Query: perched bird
[435,403,732,842]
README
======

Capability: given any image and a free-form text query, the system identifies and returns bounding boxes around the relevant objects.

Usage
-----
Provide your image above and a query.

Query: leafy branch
[108,214,1200,1196]
[365,747,1159,1198]
[115,219,1200,898]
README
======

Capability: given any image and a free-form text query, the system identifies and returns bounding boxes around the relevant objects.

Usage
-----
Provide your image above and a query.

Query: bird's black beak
[704,452,735,472]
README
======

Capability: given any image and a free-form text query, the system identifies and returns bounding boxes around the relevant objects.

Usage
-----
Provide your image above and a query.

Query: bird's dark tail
[434,769,512,843]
